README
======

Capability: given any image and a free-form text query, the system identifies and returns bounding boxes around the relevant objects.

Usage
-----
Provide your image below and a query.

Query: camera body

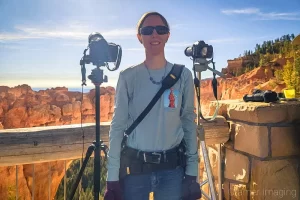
[85,32,120,66]
[243,89,279,103]
[185,41,213,59]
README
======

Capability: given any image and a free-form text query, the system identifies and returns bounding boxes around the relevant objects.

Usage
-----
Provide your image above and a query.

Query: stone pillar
[207,100,300,200]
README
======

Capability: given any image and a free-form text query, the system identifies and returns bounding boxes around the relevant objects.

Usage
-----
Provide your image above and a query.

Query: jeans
[122,166,184,200]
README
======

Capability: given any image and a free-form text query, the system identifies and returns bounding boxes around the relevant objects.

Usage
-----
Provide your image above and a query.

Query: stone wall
[206,100,300,200]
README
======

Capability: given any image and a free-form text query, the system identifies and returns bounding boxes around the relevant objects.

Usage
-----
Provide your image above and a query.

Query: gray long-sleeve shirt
[106,61,198,181]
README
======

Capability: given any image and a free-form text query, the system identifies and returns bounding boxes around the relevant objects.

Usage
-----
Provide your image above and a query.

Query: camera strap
[121,64,185,149]
[193,60,219,122]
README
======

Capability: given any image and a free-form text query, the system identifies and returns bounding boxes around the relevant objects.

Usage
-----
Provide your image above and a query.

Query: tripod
[69,66,109,200]
[193,58,225,200]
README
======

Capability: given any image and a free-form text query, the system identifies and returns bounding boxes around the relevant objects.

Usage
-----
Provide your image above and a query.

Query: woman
[104,11,201,200]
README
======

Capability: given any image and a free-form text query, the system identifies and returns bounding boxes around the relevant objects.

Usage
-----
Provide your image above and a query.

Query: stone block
[224,149,250,183]
[271,126,300,157]
[209,100,300,124]
[230,183,248,200]
[287,102,300,122]
[250,158,299,200]
[228,103,288,123]
[234,122,269,158]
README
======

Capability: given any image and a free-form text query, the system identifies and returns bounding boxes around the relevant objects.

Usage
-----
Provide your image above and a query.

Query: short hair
[136,12,170,35]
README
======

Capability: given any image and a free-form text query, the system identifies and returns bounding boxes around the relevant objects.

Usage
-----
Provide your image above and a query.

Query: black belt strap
[193,60,218,122]
[121,64,184,149]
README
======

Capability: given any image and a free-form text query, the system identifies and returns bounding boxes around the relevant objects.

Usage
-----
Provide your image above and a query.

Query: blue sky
[0,0,299,89]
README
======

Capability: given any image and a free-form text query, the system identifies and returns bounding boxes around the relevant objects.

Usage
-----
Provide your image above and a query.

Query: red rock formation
[0,84,115,200]
[0,84,115,129]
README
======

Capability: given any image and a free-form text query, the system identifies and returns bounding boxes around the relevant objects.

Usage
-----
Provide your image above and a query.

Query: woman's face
[137,15,170,56]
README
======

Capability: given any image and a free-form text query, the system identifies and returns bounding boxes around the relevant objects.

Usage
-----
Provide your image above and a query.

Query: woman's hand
[104,181,123,200]
[182,175,202,200]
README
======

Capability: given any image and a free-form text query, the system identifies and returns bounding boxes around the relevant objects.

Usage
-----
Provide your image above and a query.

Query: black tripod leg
[69,144,96,200]
[94,85,101,200]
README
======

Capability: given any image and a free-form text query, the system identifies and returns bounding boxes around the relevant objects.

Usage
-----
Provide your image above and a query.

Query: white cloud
[0,44,45,51]
[256,12,300,20]
[0,23,136,42]
[0,33,43,41]
[221,8,300,20]
[102,29,136,38]
[221,8,259,15]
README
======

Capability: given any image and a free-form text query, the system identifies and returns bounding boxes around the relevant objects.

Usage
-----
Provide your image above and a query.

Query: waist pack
[119,64,186,179]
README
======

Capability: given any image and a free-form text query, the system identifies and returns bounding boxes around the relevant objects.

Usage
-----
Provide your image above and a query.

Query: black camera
[82,32,122,67]
[185,41,213,59]
[243,89,279,103]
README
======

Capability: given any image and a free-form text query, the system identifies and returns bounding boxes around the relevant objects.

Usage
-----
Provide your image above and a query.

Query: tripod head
[88,67,108,86]
[193,58,225,78]
[185,40,225,122]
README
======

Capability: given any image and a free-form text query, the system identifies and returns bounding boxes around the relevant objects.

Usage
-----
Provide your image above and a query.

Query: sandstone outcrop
[0,85,115,129]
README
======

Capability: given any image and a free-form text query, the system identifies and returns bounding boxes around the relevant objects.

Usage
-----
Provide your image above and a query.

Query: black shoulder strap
[121,64,184,147]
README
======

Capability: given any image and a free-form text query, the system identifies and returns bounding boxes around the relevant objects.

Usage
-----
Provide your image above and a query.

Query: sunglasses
[140,26,169,35]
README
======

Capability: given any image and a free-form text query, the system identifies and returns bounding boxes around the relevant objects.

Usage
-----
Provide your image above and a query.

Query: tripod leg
[200,140,217,200]
[69,144,96,200]
[197,125,217,200]
[94,84,101,200]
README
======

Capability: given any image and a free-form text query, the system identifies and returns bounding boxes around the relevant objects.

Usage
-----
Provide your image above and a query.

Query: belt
[120,143,186,177]
[122,145,180,164]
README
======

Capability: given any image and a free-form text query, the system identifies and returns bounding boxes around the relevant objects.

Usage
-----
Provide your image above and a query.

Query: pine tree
[291,34,295,40]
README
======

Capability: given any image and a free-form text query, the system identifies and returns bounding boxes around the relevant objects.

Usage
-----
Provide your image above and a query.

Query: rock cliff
[0,85,115,129]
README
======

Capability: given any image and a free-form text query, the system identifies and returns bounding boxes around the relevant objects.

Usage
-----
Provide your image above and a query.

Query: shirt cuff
[106,169,120,181]
[185,160,198,177]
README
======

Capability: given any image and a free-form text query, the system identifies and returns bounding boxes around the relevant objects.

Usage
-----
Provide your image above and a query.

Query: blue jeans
[122,166,184,200]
